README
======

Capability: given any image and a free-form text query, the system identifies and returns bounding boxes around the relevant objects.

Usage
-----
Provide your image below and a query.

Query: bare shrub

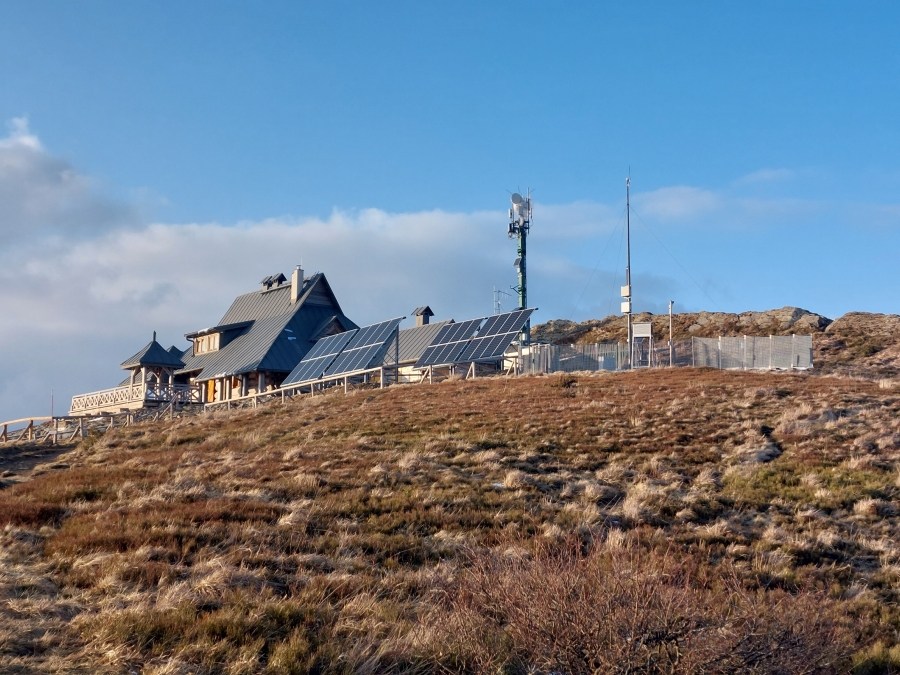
[415,542,853,675]
[0,499,66,527]
[503,470,530,489]
[550,373,578,389]
[583,480,622,503]
[853,498,895,518]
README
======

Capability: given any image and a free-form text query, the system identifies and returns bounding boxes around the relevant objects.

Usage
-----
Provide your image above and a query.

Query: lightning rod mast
[622,176,633,367]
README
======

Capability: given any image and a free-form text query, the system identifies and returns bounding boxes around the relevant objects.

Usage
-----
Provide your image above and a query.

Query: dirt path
[0,442,77,488]
[0,442,93,673]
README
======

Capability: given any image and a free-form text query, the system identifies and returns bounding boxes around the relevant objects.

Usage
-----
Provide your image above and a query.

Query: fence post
[791,334,796,370]
[717,337,722,369]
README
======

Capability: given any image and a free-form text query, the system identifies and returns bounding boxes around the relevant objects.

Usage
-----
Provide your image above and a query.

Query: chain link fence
[522,342,629,374]
[690,335,812,370]
[522,335,813,374]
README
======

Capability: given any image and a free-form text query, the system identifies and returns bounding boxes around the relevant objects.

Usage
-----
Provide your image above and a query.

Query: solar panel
[455,308,535,363]
[324,318,404,377]
[414,318,485,368]
[344,318,402,350]
[282,329,357,385]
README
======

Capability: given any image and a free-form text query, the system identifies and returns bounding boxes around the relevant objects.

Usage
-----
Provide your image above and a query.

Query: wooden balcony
[70,383,200,415]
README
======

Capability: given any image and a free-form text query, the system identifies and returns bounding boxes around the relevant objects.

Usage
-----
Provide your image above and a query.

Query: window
[194,333,220,355]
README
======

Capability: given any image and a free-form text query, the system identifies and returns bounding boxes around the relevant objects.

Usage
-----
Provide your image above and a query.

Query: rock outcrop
[531,307,831,345]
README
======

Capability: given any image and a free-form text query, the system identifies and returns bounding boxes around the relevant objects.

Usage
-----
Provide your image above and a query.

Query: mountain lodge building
[69,266,358,414]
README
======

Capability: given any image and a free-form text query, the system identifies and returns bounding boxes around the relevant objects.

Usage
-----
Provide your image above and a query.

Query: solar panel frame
[305,329,358,360]
[325,344,382,376]
[282,329,358,385]
[477,309,534,338]
[454,309,535,363]
[413,317,485,368]
[345,319,401,350]
[323,318,404,377]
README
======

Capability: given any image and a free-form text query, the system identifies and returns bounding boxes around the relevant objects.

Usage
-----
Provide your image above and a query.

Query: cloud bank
[0,118,136,242]
[2,120,899,421]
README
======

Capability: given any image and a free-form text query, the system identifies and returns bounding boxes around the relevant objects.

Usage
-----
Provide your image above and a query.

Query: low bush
[416,540,855,675]
[0,498,66,527]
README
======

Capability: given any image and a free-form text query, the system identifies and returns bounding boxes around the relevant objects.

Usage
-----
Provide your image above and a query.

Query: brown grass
[2,369,900,672]
[417,538,853,674]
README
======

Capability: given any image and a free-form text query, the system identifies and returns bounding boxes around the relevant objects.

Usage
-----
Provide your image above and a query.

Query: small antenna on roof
[153,330,157,342]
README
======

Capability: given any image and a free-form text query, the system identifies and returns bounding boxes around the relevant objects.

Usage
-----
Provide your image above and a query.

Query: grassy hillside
[4,370,900,673]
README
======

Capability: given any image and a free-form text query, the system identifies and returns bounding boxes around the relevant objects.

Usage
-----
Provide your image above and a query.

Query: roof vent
[261,273,287,290]
[412,306,434,326]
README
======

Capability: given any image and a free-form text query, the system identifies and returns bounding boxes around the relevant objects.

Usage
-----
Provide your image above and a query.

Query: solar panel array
[456,308,535,363]
[413,318,486,368]
[285,308,534,387]
[282,329,357,385]
[323,318,404,377]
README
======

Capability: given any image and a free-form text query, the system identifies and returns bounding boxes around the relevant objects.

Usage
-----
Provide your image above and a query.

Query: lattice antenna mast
[508,189,532,344]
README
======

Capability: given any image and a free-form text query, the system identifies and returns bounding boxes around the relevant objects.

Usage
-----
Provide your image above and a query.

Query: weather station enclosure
[631,321,653,369]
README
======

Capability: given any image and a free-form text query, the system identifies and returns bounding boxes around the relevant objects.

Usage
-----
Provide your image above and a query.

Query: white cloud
[0,117,42,150]
[0,117,136,241]
[734,168,796,185]
[633,186,722,221]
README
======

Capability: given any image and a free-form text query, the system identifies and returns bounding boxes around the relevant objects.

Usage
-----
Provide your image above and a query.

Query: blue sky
[1,2,899,419]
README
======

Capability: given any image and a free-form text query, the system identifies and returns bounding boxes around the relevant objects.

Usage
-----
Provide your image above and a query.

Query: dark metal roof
[397,320,452,363]
[177,273,357,380]
[308,314,358,342]
[184,320,254,340]
[412,306,434,317]
[121,340,186,370]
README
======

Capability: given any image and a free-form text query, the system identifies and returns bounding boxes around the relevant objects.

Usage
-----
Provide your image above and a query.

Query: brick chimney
[290,264,304,303]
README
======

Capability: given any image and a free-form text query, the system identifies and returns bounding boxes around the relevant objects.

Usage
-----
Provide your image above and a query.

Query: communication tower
[508,190,532,344]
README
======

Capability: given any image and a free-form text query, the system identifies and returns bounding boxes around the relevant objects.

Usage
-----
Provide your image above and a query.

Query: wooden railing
[1,416,99,444]
[70,383,200,414]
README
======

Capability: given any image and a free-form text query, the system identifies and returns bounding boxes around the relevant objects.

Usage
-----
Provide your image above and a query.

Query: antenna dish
[510,193,524,205]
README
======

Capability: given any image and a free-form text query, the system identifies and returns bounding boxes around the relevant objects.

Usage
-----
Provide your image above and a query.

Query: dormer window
[194,333,220,355]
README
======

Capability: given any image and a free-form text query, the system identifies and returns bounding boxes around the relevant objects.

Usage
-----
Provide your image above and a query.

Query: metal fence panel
[692,338,718,368]
[523,334,812,374]
[720,337,744,370]
[691,335,812,370]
